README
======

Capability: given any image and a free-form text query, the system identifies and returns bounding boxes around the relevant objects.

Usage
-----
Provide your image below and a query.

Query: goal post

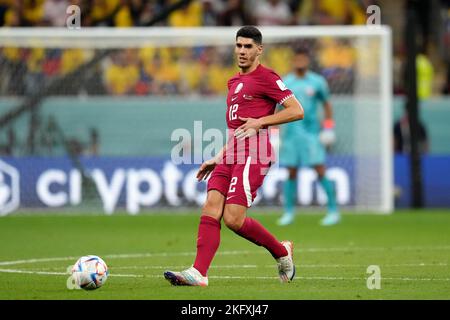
[0,26,393,215]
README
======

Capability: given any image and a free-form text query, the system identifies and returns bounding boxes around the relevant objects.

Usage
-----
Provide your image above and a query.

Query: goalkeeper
[277,47,340,226]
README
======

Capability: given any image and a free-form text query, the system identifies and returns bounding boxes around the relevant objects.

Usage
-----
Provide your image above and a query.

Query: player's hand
[196,158,218,181]
[320,119,336,146]
[319,129,336,146]
[234,117,263,140]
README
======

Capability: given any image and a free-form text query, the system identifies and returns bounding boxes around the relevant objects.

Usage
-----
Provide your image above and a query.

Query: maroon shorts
[207,156,270,208]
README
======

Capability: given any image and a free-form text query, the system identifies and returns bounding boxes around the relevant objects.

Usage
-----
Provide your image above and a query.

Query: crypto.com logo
[0,159,20,216]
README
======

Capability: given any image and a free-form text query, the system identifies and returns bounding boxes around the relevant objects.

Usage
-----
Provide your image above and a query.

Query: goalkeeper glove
[319,119,336,146]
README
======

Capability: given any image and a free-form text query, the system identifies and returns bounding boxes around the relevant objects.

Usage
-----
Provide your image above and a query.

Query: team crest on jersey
[234,82,244,94]
[276,80,288,91]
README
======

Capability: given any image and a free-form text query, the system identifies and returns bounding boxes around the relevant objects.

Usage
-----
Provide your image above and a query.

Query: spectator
[104,49,140,95]
[416,49,435,100]
[22,0,46,26]
[43,0,68,26]
[218,0,253,26]
[89,0,120,26]
[127,0,147,26]
[143,49,181,94]
[2,4,20,26]
[253,0,292,26]
[310,0,352,25]
[168,0,202,27]
[114,0,134,27]
[201,0,220,26]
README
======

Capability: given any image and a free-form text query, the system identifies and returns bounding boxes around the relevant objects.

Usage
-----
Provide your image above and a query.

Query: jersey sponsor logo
[234,82,244,94]
[276,80,288,91]
[231,96,238,102]
[243,94,253,100]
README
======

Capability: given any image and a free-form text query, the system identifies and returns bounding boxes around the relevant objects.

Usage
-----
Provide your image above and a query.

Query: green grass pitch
[0,210,449,300]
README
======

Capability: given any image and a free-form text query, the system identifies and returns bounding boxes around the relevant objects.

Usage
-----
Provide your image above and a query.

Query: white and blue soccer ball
[71,255,109,290]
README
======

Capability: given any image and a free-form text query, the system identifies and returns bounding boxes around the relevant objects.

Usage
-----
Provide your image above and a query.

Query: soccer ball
[71,255,109,290]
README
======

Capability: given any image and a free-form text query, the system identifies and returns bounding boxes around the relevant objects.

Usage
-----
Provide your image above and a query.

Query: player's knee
[201,190,226,219]
[201,202,222,220]
[223,214,242,231]
[201,199,224,220]
[223,207,245,231]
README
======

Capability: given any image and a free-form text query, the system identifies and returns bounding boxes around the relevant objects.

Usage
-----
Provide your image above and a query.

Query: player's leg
[223,203,295,282]
[278,166,298,226]
[278,132,301,226]
[306,133,340,226]
[315,164,340,226]
[224,157,295,282]
[163,190,225,287]
[164,164,231,286]
[192,190,225,277]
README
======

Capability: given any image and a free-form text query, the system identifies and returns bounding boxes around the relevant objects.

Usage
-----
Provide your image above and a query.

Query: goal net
[0,26,392,215]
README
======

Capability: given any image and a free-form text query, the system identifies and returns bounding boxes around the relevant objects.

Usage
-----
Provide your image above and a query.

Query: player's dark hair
[236,26,262,45]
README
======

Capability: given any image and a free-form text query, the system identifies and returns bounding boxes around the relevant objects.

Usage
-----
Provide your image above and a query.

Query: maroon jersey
[224,64,293,163]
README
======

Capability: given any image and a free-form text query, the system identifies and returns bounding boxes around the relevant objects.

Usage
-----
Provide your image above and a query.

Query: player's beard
[238,56,256,70]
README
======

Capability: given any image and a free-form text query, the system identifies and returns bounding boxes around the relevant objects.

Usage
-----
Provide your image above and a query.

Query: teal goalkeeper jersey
[282,71,330,135]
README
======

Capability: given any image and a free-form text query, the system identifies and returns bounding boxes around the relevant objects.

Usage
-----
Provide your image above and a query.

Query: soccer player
[277,47,340,227]
[164,26,304,286]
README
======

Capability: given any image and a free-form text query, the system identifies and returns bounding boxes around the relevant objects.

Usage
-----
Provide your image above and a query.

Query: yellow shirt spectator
[316,0,350,24]
[319,39,355,69]
[91,0,119,22]
[105,63,139,95]
[416,53,434,100]
[115,5,133,27]
[207,64,233,94]
[265,46,294,77]
[27,48,45,73]
[168,1,202,27]
[60,49,86,75]
[23,0,45,24]
[2,47,20,62]
[349,0,367,25]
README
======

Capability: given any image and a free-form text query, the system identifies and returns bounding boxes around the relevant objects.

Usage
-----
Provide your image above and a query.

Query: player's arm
[323,101,333,122]
[234,96,304,139]
[322,100,335,131]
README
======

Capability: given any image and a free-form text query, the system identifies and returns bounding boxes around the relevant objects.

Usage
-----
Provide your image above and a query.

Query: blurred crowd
[0,39,358,96]
[0,0,373,27]
[0,0,448,97]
